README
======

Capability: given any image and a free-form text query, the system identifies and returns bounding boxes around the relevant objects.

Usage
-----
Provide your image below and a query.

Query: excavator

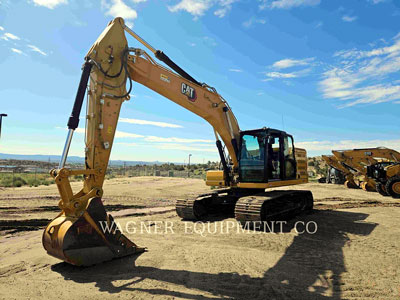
[43,18,313,266]
[332,147,399,194]
[321,155,358,188]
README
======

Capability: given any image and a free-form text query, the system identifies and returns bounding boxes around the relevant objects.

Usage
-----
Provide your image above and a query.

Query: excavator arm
[43,17,242,266]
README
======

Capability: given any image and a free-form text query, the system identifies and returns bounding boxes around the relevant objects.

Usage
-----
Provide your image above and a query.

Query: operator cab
[238,128,297,183]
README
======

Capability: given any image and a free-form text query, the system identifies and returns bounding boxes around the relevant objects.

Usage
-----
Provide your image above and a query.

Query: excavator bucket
[42,197,145,266]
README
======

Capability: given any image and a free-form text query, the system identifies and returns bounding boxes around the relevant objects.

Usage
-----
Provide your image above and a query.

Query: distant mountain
[0,153,166,166]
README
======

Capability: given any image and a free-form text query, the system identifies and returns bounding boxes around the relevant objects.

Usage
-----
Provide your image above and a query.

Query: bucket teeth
[42,197,145,266]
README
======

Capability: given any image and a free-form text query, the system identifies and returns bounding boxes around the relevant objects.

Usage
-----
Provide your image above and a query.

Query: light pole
[188,154,192,178]
[0,113,7,140]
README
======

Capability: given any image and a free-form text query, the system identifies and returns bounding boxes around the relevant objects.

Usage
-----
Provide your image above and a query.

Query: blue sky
[0,0,399,163]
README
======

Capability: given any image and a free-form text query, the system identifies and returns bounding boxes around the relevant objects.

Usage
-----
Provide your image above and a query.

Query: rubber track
[235,190,313,222]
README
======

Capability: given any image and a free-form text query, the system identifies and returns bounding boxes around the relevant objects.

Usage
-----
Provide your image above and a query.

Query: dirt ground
[0,177,399,299]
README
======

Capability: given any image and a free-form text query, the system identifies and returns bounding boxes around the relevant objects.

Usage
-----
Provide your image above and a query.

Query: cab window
[239,134,265,182]
[284,136,296,179]
[267,135,281,180]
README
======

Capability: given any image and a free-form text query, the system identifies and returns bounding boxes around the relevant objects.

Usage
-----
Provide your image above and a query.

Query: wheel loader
[321,155,358,188]
[366,149,400,198]
[332,147,400,194]
[43,18,313,266]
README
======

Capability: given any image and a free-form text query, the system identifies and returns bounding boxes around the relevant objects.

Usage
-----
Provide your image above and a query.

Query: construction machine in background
[332,147,400,193]
[43,18,313,266]
[366,149,400,198]
[332,150,379,192]
[321,155,358,188]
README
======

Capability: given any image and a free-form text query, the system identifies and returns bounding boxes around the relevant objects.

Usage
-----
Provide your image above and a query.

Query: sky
[0,0,399,163]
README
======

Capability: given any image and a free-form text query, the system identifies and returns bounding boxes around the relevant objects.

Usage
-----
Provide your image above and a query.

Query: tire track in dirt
[0,206,176,234]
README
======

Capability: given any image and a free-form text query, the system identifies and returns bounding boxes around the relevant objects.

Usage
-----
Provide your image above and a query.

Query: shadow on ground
[52,210,377,300]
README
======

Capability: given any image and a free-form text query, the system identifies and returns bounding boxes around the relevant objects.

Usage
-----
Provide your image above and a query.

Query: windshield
[239,134,265,182]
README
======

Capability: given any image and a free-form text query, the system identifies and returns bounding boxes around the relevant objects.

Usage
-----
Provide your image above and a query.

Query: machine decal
[181,82,197,101]
[160,74,170,83]
[107,126,113,134]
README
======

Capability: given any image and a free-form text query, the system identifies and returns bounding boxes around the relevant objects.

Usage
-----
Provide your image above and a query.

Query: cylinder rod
[123,25,156,54]
[59,129,74,169]
[123,25,201,86]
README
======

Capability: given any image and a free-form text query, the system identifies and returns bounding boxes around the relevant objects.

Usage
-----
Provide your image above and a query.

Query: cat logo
[181,82,196,102]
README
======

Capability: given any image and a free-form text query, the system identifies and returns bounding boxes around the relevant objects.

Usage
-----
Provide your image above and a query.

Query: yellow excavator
[332,147,399,193]
[43,18,312,266]
[321,155,358,188]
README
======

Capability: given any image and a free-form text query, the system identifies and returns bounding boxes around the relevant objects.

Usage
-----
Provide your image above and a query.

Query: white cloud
[342,15,357,22]
[0,26,4,31]
[70,127,211,143]
[320,33,400,106]
[1,32,20,41]
[214,0,237,18]
[213,8,226,17]
[264,71,297,79]
[369,0,386,4]
[168,0,212,17]
[11,48,23,55]
[155,143,216,152]
[229,68,242,72]
[27,44,47,56]
[263,68,311,80]
[74,128,85,134]
[32,0,68,9]
[242,17,266,28]
[119,117,183,128]
[297,139,400,152]
[187,42,196,47]
[115,142,137,146]
[102,0,138,22]
[74,127,144,138]
[260,0,320,10]
[145,136,213,143]
[203,36,217,46]
[168,0,236,18]
[272,57,314,69]
[115,130,144,138]
[334,37,400,59]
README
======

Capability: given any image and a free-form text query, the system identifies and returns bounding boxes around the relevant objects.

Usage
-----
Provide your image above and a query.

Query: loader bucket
[360,181,377,192]
[344,180,359,189]
[42,197,145,266]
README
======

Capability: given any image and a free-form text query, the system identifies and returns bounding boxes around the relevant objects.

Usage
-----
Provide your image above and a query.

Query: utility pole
[0,113,7,140]
[188,154,192,178]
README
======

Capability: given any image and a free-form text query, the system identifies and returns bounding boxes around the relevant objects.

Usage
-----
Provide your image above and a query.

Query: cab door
[266,133,296,181]
[238,134,266,183]
[282,135,297,180]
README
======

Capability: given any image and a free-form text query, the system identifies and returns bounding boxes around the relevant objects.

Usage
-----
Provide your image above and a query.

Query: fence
[109,168,206,179]
[0,165,208,187]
